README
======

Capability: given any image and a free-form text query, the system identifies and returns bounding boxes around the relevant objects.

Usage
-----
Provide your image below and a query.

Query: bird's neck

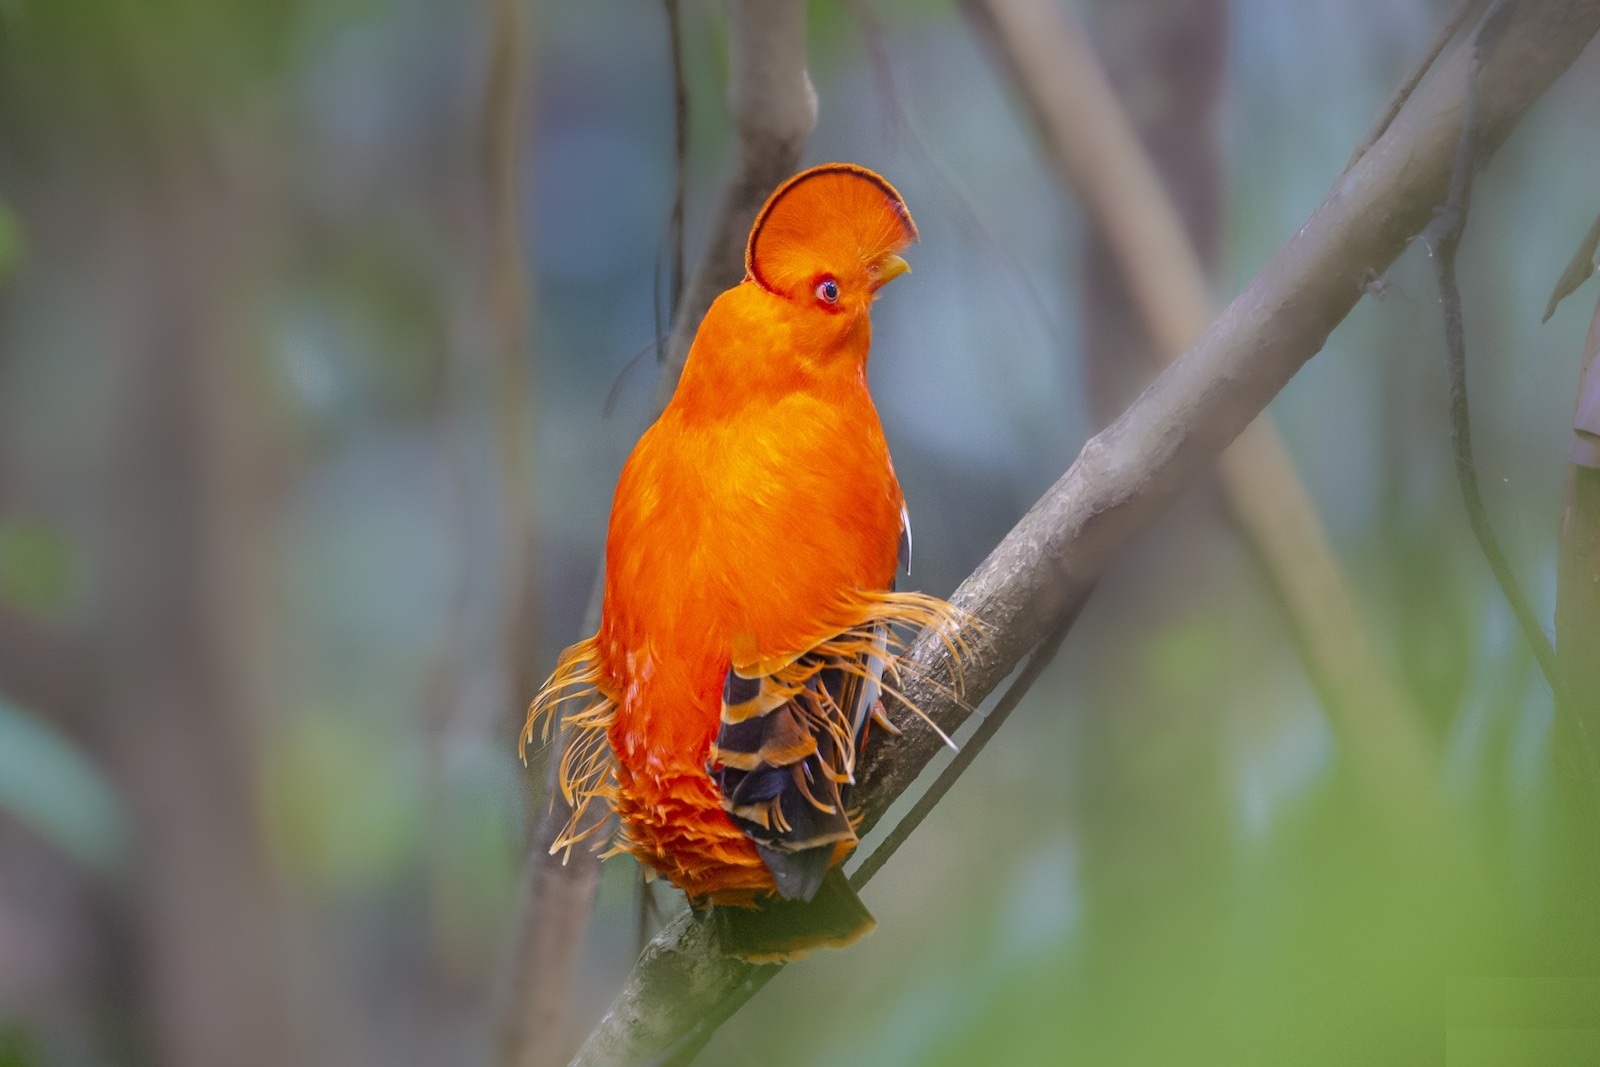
[669,283,872,419]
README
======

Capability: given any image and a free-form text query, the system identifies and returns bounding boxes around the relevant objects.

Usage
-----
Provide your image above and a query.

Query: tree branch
[964,0,1443,839]
[633,597,1092,1067]
[1425,0,1566,695]
[484,4,605,1066]
[498,755,604,1067]
[848,598,1084,892]
[499,5,816,1064]
[567,2,1600,1062]
[1347,0,1485,170]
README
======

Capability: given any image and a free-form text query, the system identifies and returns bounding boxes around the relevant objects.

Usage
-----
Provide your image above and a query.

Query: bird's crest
[745,163,918,297]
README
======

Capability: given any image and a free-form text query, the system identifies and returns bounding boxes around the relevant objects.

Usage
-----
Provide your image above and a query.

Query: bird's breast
[599,386,903,754]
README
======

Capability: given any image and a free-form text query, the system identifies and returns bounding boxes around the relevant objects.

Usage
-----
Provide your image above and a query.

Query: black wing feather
[709,631,887,902]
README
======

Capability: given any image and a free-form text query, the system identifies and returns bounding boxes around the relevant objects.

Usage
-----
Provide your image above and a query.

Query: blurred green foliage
[1144,613,1232,703]
[0,205,20,282]
[0,522,70,618]
[0,1024,39,1067]
[265,708,422,890]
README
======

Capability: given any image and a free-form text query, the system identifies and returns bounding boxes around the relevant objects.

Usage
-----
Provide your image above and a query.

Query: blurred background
[1,0,1598,1064]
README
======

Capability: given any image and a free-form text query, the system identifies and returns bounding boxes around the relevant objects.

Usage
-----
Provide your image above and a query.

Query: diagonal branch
[631,600,1093,1067]
[963,0,1442,842]
[1347,0,1485,170]
[568,2,1600,1062]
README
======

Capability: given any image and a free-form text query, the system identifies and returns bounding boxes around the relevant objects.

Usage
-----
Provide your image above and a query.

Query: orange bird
[524,163,959,960]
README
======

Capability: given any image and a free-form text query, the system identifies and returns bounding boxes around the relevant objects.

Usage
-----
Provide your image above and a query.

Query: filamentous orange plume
[523,163,963,962]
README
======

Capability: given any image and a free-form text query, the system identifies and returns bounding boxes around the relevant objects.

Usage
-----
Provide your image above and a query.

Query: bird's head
[744,163,917,338]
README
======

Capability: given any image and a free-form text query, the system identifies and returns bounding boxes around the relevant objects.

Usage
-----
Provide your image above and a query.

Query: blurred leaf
[0,1022,39,1067]
[0,521,71,617]
[0,696,126,875]
[1542,209,1600,323]
[1143,613,1230,701]
[270,238,448,438]
[0,203,20,281]
[0,0,305,157]
[265,708,420,890]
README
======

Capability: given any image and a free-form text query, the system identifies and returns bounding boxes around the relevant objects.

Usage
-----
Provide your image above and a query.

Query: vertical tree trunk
[498,5,816,1063]
[87,158,302,1067]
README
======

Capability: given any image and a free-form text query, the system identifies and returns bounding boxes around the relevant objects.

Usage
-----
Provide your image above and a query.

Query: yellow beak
[872,253,911,290]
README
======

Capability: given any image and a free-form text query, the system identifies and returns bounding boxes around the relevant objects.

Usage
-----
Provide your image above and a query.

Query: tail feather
[714,869,875,964]
[756,842,833,902]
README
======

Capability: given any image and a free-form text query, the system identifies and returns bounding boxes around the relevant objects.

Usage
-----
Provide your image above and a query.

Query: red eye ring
[815,278,840,304]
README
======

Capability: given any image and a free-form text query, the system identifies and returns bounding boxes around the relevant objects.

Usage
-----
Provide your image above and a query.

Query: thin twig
[568,4,1600,1061]
[665,0,688,320]
[845,0,1071,351]
[1347,0,1485,171]
[1424,0,1563,696]
[635,872,660,958]
[651,0,691,369]
[849,598,1083,891]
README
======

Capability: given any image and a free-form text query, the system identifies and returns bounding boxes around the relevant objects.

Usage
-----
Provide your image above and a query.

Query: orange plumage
[524,163,959,957]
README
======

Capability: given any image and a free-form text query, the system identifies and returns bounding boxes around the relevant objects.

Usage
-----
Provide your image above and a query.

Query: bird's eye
[815,278,840,304]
